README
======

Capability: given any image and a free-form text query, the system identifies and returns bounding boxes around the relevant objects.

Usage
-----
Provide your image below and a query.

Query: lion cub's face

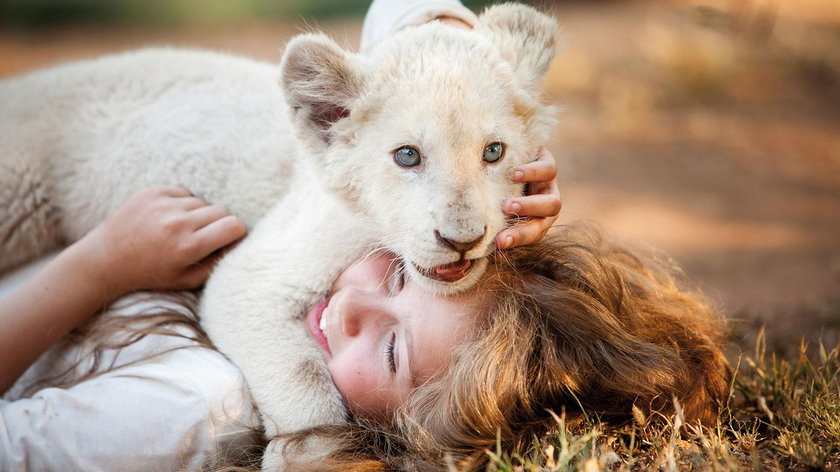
[283,4,558,294]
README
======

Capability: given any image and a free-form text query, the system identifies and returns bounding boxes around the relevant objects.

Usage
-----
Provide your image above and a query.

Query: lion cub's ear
[281,34,365,150]
[474,3,558,90]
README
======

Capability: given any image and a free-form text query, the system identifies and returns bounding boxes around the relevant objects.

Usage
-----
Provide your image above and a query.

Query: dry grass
[477,327,840,471]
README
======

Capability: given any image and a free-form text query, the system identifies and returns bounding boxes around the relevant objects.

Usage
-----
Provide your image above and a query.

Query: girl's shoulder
[1,291,261,471]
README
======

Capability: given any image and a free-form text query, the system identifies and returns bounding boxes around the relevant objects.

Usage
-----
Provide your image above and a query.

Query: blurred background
[1,0,838,351]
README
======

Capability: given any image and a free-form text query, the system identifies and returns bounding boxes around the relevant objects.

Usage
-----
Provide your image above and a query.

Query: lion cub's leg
[0,151,62,274]
[201,188,372,446]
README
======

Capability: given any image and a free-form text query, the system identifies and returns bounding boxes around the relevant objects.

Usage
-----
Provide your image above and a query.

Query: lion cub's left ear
[474,3,558,90]
[281,34,365,151]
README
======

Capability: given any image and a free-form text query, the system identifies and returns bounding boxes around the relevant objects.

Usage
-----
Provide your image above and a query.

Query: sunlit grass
[478,330,840,471]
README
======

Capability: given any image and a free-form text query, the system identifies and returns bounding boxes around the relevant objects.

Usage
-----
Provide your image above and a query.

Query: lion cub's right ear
[474,3,558,92]
[281,34,365,151]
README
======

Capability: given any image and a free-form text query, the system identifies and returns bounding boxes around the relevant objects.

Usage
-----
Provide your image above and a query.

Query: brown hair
[280,223,732,471]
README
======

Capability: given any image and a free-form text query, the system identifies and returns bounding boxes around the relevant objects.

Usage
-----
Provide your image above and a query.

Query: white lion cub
[0,3,557,469]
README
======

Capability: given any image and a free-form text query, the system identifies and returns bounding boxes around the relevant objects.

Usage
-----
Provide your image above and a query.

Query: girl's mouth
[307,299,332,356]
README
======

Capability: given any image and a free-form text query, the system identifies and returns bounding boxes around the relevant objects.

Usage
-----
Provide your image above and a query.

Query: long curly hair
[279,223,731,471]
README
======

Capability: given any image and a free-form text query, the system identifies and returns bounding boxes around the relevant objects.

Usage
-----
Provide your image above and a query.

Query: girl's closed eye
[397,269,406,291]
[385,332,397,374]
[390,260,406,294]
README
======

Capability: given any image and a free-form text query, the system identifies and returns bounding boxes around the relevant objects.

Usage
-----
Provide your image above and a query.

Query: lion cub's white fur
[0,4,557,469]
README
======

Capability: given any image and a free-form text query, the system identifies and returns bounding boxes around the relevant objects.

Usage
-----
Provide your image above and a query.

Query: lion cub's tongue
[433,260,472,282]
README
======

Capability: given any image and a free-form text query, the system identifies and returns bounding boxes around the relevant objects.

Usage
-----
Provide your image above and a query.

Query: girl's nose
[337,289,390,337]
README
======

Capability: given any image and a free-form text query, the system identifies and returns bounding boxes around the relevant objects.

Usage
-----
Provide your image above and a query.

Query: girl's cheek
[330,355,375,406]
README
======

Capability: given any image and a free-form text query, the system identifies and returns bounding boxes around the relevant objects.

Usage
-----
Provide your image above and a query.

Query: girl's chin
[307,299,332,356]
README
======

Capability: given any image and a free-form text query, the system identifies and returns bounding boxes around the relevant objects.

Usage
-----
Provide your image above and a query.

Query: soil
[1,0,838,349]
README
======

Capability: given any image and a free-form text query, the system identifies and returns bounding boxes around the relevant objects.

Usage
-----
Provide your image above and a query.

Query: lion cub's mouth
[413,259,476,283]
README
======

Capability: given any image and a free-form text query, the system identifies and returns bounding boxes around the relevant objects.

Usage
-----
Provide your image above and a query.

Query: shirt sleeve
[0,345,259,472]
[360,0,478,54]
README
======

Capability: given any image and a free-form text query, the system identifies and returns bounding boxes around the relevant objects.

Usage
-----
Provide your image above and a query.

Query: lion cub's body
[0,49,293,268]
[0,4,557,469]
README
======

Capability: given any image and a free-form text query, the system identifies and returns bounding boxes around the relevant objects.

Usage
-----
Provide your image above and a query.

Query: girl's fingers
[171,195,210,212]
[191,215,247,261]
[496,218,553,250]
[188,204,233,230]
[151,186,207,211]
[153,185,193,198]
[510,148,557,183]
[503,194,562,218]
[497,147,562,250]
[173,256,220,289]
[526,180,553,196]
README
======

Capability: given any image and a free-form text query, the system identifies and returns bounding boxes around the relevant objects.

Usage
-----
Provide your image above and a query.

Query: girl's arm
[0,185,246,393]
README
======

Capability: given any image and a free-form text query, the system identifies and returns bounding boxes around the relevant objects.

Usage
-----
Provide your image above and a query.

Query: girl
[277,223,731,471]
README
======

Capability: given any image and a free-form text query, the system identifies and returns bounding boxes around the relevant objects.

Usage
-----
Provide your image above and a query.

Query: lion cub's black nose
[435,229,485,253]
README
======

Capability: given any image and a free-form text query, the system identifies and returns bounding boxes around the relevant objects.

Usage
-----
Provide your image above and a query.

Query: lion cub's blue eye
[394,146,421,167]
[483,142,505,163]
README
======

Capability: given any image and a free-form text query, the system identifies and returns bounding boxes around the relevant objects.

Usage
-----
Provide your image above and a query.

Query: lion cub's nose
[435,229,485,253]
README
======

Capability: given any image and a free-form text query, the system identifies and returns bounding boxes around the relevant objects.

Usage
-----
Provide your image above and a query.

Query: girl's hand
[496,147,562,249]
[81,185,247,295]
[0,185,246,391]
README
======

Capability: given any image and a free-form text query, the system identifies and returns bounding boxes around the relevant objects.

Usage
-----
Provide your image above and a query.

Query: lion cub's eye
[394,146,421,167]
[483,142,505,163]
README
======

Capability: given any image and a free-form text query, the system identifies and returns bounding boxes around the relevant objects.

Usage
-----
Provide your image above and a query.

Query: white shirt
[0,290,261,472]
[361,0,477,54]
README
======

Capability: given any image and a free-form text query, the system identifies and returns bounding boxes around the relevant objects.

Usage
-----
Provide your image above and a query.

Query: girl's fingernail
[511,170,524,181]
[503,236,513,249]
[510,202,521,213]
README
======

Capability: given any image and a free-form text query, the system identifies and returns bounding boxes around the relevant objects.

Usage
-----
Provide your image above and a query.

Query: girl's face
[306,253,487,418]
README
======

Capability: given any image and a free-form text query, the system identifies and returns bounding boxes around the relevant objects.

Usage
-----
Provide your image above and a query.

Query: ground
[1,0,838,352]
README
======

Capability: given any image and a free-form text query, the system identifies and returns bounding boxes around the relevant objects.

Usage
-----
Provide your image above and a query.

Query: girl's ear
[474,4,559,90]
[281,34,365,150]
